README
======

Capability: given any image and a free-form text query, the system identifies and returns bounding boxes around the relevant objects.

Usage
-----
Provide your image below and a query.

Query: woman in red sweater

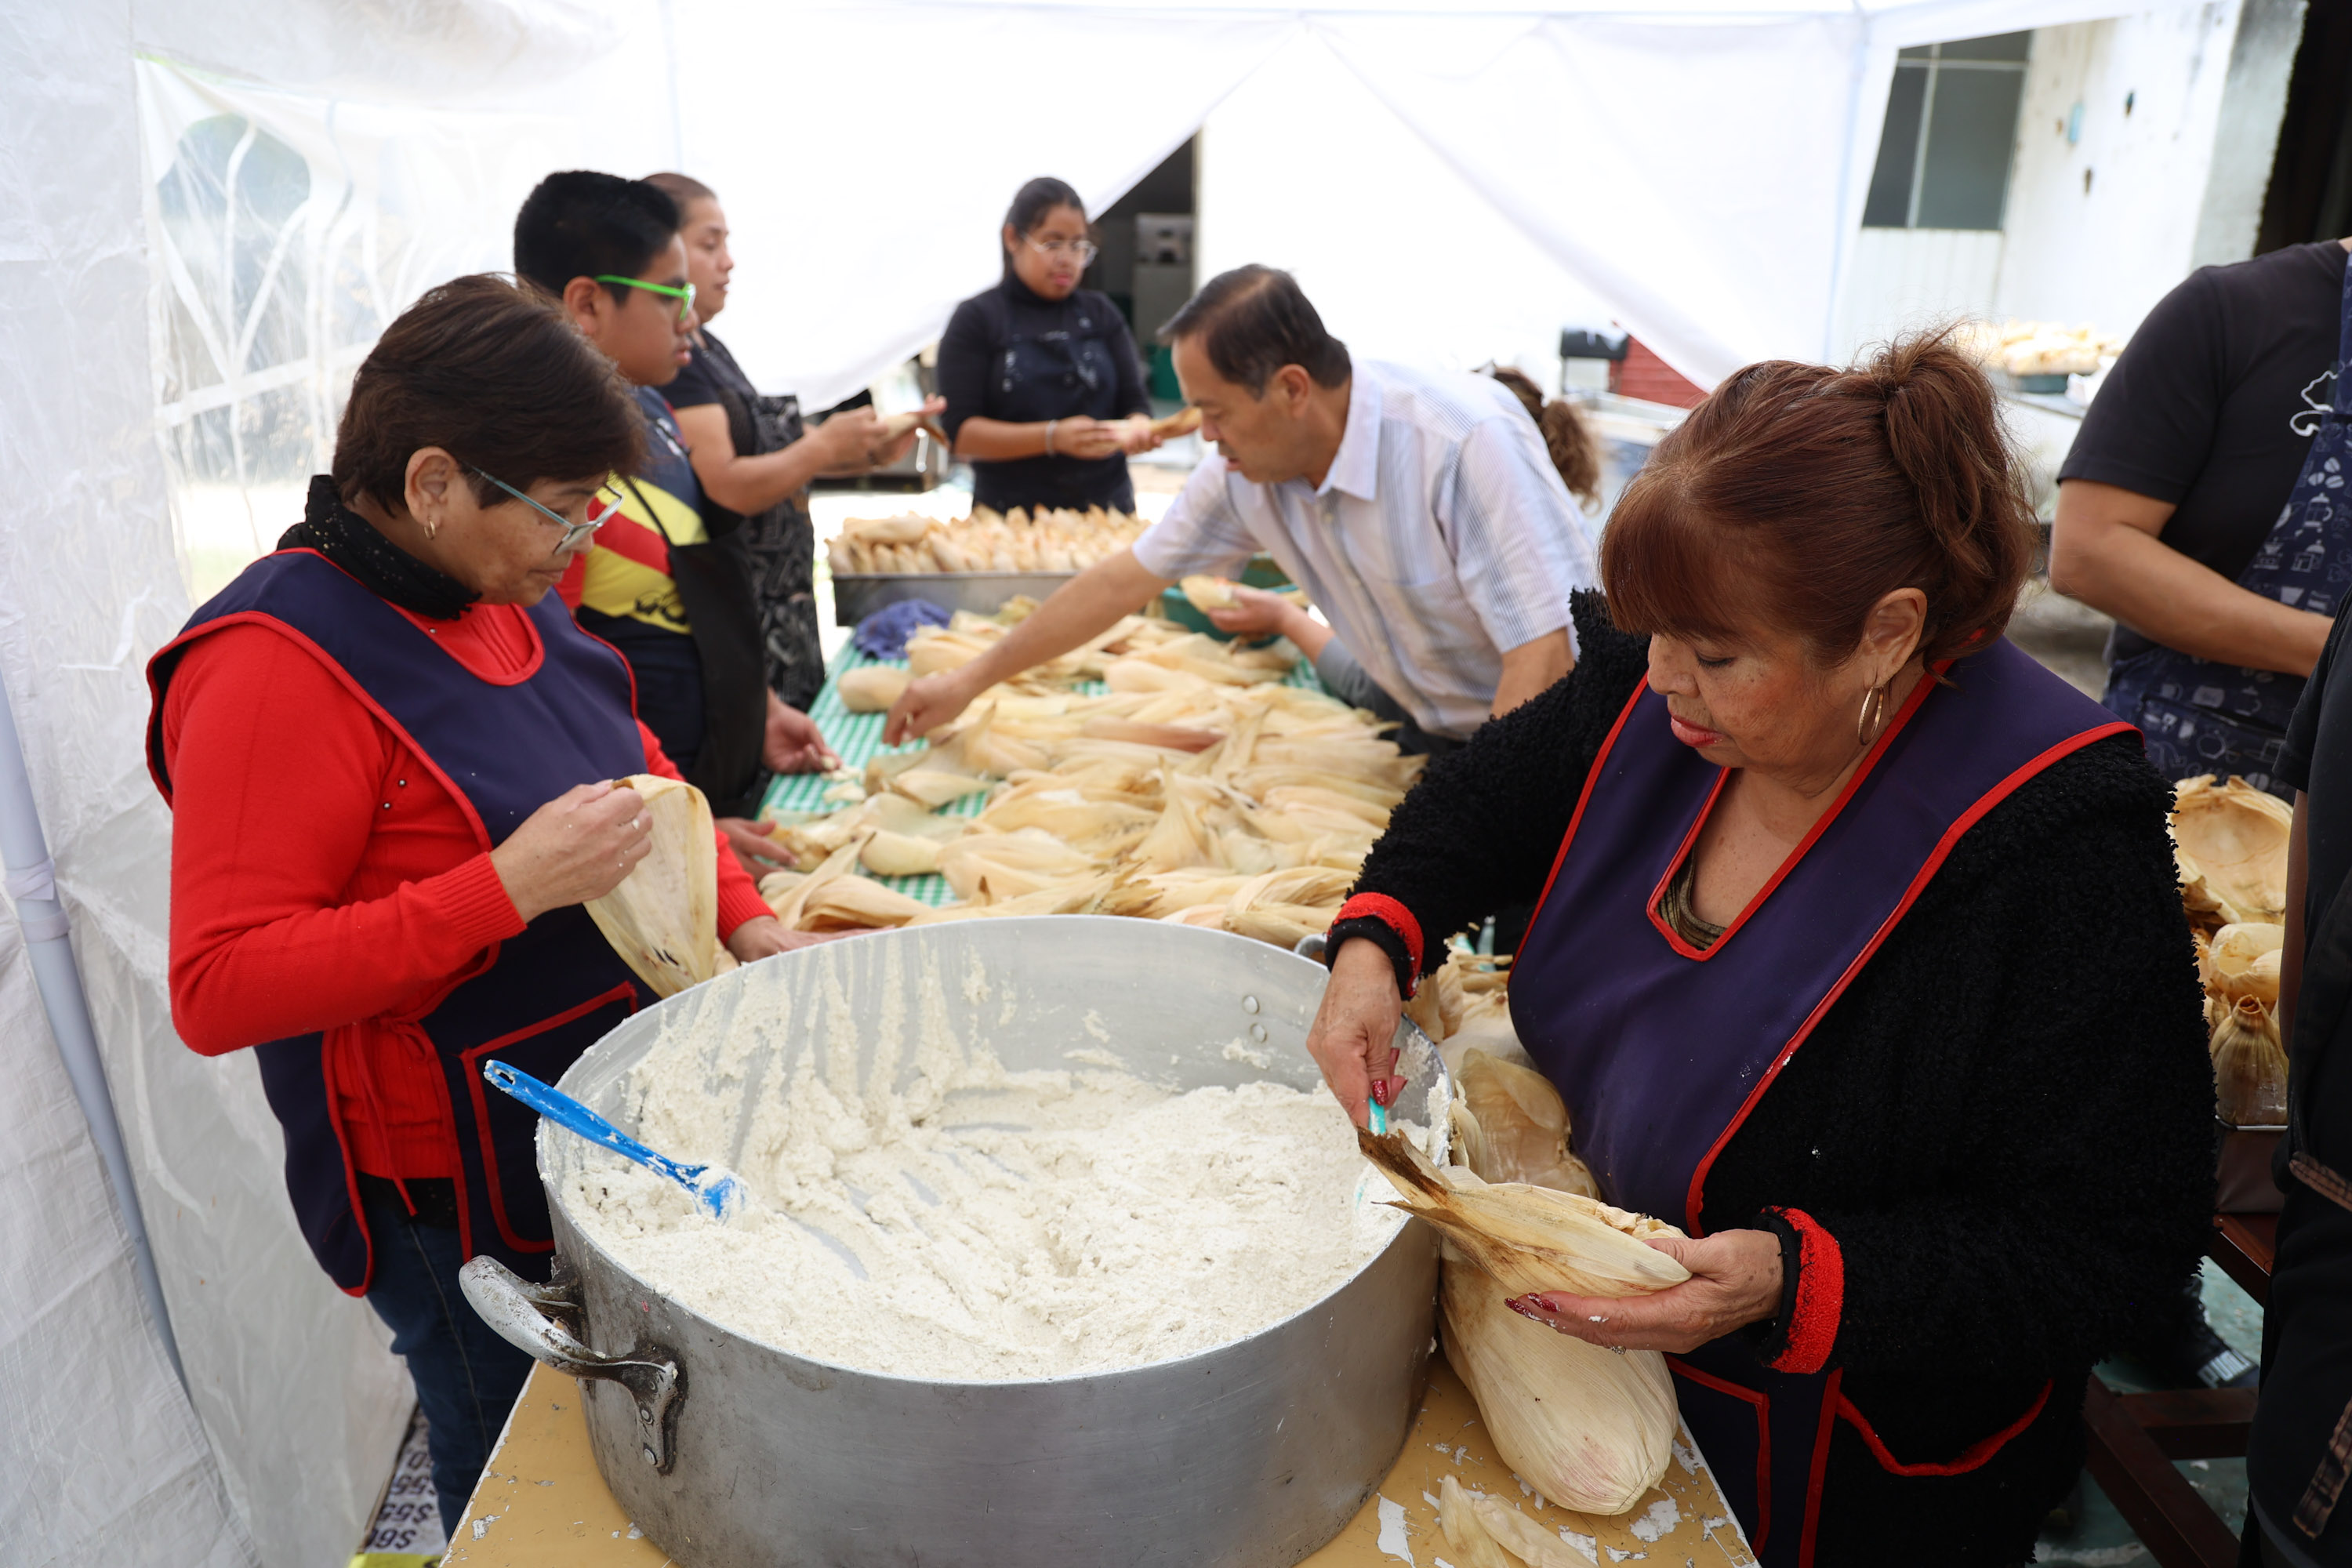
[145,275,805,1534]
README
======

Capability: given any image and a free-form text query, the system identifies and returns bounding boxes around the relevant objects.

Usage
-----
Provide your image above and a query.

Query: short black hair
[332,274,643,513]
[1000,176,1086,276]
[513,171,681,306]
[1159,266,1349,395]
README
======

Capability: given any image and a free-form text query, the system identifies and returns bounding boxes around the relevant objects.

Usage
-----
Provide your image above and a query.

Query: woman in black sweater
[936,176,1158,514]
[1312,337,2216,1565]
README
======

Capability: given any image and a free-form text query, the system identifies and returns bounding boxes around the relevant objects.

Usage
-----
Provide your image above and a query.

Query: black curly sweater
[1338,594,2217,1565]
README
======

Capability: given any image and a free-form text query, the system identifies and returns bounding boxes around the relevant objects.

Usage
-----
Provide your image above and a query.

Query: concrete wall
[1835,0,2299,362]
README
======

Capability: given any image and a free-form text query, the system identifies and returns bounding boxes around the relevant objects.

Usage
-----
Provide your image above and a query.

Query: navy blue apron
[2103,258,2352,797]
[1507,641,2127,1563]
[971,287,1137,514]
[147,550,658,1293]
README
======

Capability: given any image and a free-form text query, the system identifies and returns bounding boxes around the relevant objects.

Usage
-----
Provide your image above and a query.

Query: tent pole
[0,670,185,1388]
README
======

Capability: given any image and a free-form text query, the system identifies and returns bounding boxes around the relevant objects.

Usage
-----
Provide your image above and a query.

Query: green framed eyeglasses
[593,274,697,325]
[474,469,623,553]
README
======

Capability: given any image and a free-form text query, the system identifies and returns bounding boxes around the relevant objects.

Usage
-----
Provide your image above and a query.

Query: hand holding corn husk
[584,775,717,998]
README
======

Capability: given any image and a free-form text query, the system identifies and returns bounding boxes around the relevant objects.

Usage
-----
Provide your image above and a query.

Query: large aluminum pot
[463,916,1446,1568]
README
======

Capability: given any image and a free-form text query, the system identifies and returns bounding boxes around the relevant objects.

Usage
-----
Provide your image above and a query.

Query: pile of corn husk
[2174,775,2294,1126]
[757,612,1421,944]
[1360,1122,1682,1515]
[1952,317,2126,379]
[826,506,1149,576]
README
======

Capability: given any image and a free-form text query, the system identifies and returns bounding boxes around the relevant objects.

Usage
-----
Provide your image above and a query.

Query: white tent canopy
[6,2,2142,1563]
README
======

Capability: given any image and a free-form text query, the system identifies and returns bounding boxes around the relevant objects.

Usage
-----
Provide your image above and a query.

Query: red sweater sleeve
[162,625,527,1054]
[636,720,771,937]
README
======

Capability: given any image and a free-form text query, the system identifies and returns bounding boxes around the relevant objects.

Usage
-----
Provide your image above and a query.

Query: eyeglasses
[474,469,625,553]
[592,274,697,326]
[1026,236,1099,267]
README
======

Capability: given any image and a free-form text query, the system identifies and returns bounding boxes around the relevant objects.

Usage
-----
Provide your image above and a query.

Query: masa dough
[566,949,1403,1382]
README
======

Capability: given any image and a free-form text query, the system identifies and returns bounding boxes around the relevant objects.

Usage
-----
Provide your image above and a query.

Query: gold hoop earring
[1857,682,1889,747]
[420,517,439,541]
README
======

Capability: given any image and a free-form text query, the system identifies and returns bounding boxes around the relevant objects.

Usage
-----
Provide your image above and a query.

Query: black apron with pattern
[692,334,826,711]
[2102,260,2352,797]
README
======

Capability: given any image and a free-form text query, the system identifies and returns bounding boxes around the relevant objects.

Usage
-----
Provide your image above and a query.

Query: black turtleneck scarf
[279,475,479,622]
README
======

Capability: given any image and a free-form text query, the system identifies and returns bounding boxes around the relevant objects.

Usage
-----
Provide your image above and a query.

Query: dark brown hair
[1001,176,1087,278]
[644,171,717,210]
[331,274,643,513]
[1160,265,1349,394]
[1487,365,1603,510]
[1602,329,2034,669]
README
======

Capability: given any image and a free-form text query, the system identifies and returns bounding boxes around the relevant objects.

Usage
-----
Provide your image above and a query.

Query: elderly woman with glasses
[935,175,1162,514]
[144,275,809,1538]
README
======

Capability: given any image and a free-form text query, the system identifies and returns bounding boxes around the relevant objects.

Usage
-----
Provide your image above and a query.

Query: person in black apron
[935,176,1161,514]
[146,277,800,1534]
[648,172,933,712]
[2052,238,2352,800]
[2236,267,2352,1567]
[1304,338,2216,1564]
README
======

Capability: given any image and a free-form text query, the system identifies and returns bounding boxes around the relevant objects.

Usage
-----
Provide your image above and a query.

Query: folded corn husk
[2175,775,2292,927]
[2203,921,2284,1008]
[585,775,717,998]
[2213,994,2288,1127]
[1180,575,1240,612]
[1436,1475,1595,1568]
[837,666,911,713]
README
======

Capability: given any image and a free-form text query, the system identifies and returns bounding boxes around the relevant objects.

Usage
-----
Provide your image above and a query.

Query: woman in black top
[648,172,931,709]
[937,176,1160,514]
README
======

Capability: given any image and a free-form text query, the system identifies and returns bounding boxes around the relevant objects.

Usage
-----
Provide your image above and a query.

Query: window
[1864,32,2031,231]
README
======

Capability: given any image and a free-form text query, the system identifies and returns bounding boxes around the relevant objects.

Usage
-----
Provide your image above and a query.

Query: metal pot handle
[459,1255,684,1472]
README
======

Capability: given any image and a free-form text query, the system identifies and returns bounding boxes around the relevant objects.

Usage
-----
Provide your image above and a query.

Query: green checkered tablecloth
[760,643,1329,908]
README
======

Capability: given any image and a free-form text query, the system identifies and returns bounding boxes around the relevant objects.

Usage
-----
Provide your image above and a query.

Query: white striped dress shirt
[1133,356,1599,740]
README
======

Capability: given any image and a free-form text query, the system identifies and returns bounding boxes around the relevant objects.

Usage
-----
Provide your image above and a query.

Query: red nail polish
[1371,1077,1395,1109]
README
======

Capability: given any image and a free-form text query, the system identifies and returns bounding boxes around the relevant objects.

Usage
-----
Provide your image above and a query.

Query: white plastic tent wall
[6,2,2143,1563]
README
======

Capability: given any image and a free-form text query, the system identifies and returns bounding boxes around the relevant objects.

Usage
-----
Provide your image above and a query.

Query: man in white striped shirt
[885,267,1598,752]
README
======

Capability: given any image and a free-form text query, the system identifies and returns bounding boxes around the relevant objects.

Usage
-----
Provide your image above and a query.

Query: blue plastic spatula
[481,1060,746,1222]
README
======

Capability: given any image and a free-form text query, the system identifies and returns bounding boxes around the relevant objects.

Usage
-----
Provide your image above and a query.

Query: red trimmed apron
[147,550,657,1294]
[1507,637,2128,1563]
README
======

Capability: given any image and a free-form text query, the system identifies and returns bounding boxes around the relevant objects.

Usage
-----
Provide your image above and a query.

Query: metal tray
[831,571,1077,626]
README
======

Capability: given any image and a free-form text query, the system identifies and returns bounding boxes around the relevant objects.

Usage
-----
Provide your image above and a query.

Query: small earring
[421,517,439,540]
[1857,682,1889,747]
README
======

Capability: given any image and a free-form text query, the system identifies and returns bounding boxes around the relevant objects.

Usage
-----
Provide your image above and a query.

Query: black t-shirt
[2060,240,2346,662]
[935,274,1149,514]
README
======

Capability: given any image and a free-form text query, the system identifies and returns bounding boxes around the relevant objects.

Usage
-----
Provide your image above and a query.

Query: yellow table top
[445,1353,1755,1567]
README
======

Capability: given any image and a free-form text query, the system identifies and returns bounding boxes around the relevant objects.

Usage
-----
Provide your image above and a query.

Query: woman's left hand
[1506,1229,1784,1353]
[724,916,828,963]
[1116,415,1163,456]
[764,694,838,775]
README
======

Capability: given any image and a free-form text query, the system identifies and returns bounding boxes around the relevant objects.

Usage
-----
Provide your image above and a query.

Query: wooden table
[2077,1212,2274,1568]
[444,1354,1756,1567]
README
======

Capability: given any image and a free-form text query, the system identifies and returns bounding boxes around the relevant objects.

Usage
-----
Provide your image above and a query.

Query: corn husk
[584,775,717,998]
[2202,922,2285,1008]
[1453,1049,1600,1198]
[1436,1475,1603,1568]
[1179,574,1240,612]
[1442,1266,1680,1516]
[793,874,931,932]
[1358,1129,1688,1300]
[837,666,911,713]
[937,830,1102,904]
[860,829,942,878]
[2212,995,2288,1127]
[2174,775,2292,927]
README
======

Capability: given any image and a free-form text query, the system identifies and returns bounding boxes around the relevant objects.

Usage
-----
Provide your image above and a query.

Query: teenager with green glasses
[514,171,835,880]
